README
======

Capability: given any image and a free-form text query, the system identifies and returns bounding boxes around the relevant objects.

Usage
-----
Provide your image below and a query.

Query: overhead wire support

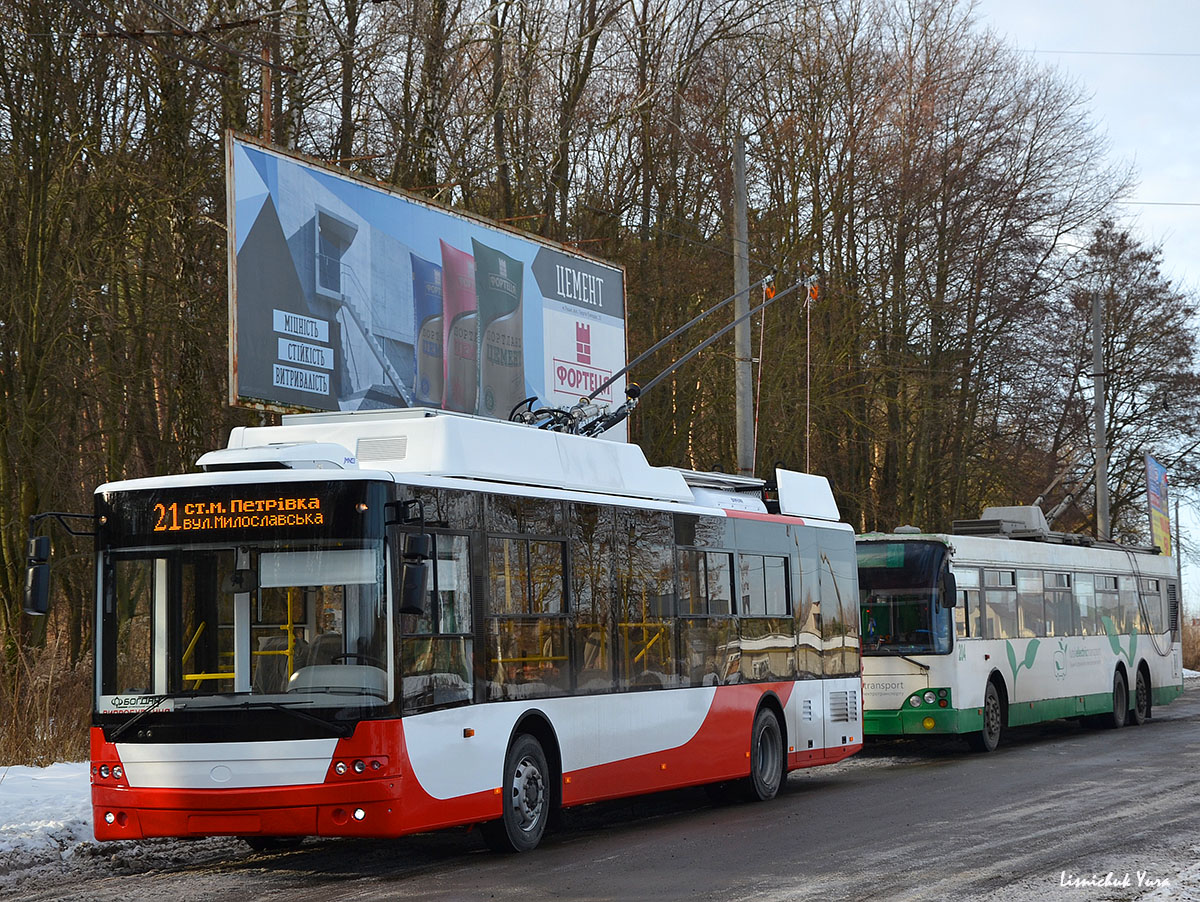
[585,271,777,404]
[637,276,812,398]
[514,274,816,438]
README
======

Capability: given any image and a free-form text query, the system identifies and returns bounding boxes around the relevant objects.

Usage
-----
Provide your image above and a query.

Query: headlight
[923,691,936,705]
[909,696,921,707]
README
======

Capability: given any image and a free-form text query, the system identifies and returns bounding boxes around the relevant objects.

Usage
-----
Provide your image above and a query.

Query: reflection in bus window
[569,504,614,694]
[486,618,568,700]
[401,533,473,711]
[486,531,567,701]
[615,510,676,689]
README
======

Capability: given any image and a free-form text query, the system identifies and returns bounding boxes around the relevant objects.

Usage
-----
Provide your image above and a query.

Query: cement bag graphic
[411,253,444,406]
[472,239,524,418]
[439,239,478,414]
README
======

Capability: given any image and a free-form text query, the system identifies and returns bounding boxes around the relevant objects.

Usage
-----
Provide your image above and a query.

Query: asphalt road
[11,687,1200,902]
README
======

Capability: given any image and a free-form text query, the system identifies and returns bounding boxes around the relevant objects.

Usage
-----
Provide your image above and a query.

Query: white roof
[106,408,848,525]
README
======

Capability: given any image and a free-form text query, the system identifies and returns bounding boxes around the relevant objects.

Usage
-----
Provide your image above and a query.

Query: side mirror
[941,570,958,608]
[397,533,432,616]
[24,536,51,615]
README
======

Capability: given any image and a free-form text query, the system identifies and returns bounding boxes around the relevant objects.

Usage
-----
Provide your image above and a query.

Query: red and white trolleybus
[29,408,862,851]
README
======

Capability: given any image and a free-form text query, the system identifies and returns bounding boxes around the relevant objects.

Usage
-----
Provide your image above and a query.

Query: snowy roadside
[3,671,1199,898]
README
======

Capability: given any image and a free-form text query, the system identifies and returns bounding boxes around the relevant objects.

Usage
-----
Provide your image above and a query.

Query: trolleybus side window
[1044,572,1076,636]
[1140,578,1165,634]
[678,548,737,686]
[1074,572,1097,636]
[485,495,568,700]
[738,554,795,681]
[796,529,822,677]
[615,509,677,690]
[400,532,473,711]
[1016,570,1045,638]
[569,503,615,694]
[954,567,981,639]
[1095,574,1121,636]
[820,535,859,677]
[982,569,1017,639]
[1117,576,1139,635]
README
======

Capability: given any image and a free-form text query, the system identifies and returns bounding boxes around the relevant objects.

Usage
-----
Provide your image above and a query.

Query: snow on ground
[2,670,1199,896]
[0,761,92,872]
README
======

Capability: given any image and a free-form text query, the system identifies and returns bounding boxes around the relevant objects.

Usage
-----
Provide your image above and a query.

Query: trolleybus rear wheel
[1132,668,1150,726]
[1109,671,1128,729]
[482,734,550,853]
[745,707,784,802]
[968,681,1003,753]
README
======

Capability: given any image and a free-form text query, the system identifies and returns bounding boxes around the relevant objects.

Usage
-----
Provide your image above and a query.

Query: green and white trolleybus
[858,506,1183,751]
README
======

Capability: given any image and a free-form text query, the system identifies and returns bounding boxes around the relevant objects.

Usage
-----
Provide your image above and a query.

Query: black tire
[1132,668,1150,726]
[1109,671,1128,729]
[244,836,303,853]
[968,681,1003,753]
[481,734,550,853]
[745,707,784,802]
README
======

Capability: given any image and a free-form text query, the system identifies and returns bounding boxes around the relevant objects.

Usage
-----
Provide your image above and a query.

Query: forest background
[2,0,1199,763]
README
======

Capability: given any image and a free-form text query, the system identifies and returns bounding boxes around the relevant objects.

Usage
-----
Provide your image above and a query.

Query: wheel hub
[512,757,545,831]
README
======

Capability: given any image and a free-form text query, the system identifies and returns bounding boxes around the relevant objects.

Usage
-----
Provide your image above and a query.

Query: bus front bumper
[864,706,983,736]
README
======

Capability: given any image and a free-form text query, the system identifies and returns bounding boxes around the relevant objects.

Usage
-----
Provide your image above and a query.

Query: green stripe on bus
[865,683,1184,737]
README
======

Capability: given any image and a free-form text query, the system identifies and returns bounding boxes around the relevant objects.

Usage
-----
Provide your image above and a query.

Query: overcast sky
[975,1,1200,611]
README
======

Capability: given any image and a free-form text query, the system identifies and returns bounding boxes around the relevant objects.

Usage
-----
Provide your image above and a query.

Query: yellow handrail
[181,621,206,667]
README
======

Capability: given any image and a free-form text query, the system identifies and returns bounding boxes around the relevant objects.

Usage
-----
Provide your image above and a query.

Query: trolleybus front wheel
[482,734,550,853]
[968,681,1004,753]
[745,707,784,801]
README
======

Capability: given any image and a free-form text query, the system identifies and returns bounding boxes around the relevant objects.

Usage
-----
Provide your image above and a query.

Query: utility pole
[261,43,273,141]
[733,132,753,476]
[1176,496,1184,593]
[1093,292,1110,540]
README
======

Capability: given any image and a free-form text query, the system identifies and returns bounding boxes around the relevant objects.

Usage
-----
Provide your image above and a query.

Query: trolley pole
[733,132,753,476]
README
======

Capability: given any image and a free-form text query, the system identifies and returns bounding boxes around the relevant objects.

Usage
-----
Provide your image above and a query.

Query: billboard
[1144,453,1172,556]
[225,133,627,435]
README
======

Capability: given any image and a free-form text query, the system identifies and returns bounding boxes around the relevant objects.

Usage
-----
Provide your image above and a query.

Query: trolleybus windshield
[858,540,952,655]
[95,480,394,719]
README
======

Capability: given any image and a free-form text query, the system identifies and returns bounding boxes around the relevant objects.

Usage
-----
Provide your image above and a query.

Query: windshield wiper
[898,654,930,671]
[107,694,183,742]
[238,700,352,737]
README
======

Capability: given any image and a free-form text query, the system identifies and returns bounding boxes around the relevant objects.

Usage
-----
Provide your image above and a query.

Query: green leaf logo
[1101,616,1137,666]
[1005,639,1041,692]
[1023,638,1040,671]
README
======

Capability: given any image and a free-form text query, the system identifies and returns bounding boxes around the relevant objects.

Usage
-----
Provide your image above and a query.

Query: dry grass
[0,635,91,766]
[1183,622,1200,672]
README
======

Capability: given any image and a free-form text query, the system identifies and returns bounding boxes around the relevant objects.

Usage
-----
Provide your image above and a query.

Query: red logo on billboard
[553,321,611,400]
[576,323,592,364]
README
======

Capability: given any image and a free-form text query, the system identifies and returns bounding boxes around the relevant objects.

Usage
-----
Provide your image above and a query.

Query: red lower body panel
[90,682,860,841]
